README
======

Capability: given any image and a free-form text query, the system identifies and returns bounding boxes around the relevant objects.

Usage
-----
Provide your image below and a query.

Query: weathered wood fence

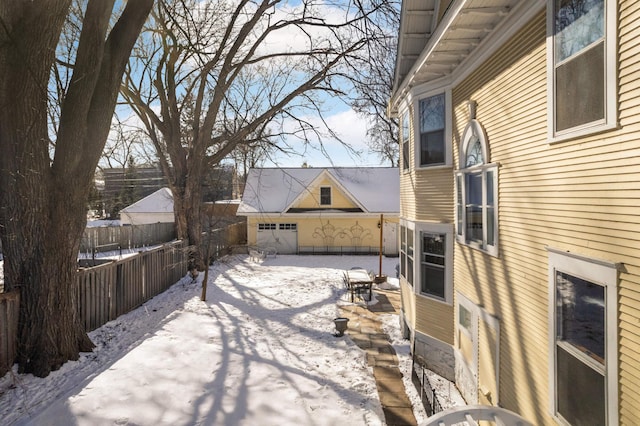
[76,240,189,332]
[0,221,247,377]
[0,290,19,378]
[80,222,176,254]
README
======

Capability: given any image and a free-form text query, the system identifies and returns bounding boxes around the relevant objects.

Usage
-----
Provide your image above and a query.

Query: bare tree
[347,0,400,166]
[101,116,148,170]
[0,0,152,377]
[121,0,386,268]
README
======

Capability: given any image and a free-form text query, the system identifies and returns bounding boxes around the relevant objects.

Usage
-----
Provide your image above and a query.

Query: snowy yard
[0,254,462,425]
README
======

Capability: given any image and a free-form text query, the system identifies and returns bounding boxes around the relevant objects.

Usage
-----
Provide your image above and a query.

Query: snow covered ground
[1,254,464,425]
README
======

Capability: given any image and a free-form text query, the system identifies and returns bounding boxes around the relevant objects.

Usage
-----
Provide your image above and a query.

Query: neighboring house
[237,168,399,255]
[119,187,174,225]
[390,1,639,425]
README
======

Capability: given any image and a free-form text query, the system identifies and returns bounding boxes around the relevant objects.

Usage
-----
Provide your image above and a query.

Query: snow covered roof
[120,187,174,214]
[238,167,399,215]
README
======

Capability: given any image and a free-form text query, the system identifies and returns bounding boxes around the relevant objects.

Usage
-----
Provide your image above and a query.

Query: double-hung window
[420,233,445,298]
[548,249,618,425]
[399,225,414,286]
[419,93,446,166]
[401,113,410,171]
[417,225,453,302]
[456,120,498,255]
[549,0,616,139]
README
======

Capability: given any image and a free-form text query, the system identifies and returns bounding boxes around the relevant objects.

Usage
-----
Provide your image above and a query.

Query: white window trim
[401,110,411,173]
[546,0,618,143]
[547,248,619,426]
[413,89,452,169]
[455,119,499,256]
[399,219,415,286]
[414,222,453,304]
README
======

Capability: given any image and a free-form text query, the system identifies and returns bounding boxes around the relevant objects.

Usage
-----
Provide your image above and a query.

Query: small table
[346,269,373,302]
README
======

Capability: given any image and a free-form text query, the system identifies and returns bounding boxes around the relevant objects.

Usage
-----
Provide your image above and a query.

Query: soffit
[392,0,524,110]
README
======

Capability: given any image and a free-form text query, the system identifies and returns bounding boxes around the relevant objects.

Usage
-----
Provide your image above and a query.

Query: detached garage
[237,167,399,255]
[256,223,298,254]
[120,187,175,225]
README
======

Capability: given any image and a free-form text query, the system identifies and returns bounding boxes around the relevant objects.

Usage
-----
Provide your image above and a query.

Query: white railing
[421,405,534,426]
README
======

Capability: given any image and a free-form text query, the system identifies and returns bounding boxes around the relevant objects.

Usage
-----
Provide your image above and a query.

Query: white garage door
[257,223,298,254]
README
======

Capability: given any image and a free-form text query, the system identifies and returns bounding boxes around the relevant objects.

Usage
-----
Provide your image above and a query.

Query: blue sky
[109,1,396,170]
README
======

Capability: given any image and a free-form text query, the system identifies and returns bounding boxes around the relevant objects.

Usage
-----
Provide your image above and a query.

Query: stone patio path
[339,288,418,426]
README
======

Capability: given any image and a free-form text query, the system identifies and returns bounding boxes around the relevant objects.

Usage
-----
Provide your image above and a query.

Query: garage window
[279,223,297,230]
[320,187,332,205]
[258,223,276,230]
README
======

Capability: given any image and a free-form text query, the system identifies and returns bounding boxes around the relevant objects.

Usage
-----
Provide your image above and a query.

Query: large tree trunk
[172,167,205,271]
[0,0,152,377]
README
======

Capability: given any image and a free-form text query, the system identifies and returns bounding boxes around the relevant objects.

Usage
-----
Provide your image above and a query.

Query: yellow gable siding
[295,177,358,209]
[453,4,640,424]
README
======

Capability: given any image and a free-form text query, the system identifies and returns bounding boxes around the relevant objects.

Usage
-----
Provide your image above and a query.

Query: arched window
[456,118,498,255]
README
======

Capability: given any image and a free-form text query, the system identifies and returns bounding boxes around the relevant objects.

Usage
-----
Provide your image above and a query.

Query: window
[549,0,616,139]
[401,113,410,171]
[456,119,498,255]
[279,223,297,230]
[399,225,414,286]
[258,223,276,230]
[548,249,618,426]
[458,304,472,334]
[419,93,445,166]
[320,187,331,205]
[420,233,445,298]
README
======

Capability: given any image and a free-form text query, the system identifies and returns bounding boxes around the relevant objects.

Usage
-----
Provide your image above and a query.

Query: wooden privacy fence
[76,240,189,332]
[0,222,247,377]
[0,241,188,378]
[80,222,176,254]
[203,222,247,261]
[0,291,19,378]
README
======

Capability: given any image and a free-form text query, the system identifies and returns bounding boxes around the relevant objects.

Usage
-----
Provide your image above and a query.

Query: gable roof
[120,187,174,214]
[282,168,367,213]
[238,167,399,215]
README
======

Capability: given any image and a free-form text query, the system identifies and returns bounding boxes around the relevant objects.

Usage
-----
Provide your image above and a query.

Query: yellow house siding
[415,296,454,345]
[412,168,454,223]
[453,11,553,424]
[245,216,391,252]
[450,3,640,423]
[400,107,416,219]
[400,171,416,219]
[297,217,381,248]
[616,5,640,418]
[400,280,416,330]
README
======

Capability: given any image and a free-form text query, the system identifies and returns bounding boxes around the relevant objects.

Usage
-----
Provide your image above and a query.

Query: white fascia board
[391,0,469,112]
